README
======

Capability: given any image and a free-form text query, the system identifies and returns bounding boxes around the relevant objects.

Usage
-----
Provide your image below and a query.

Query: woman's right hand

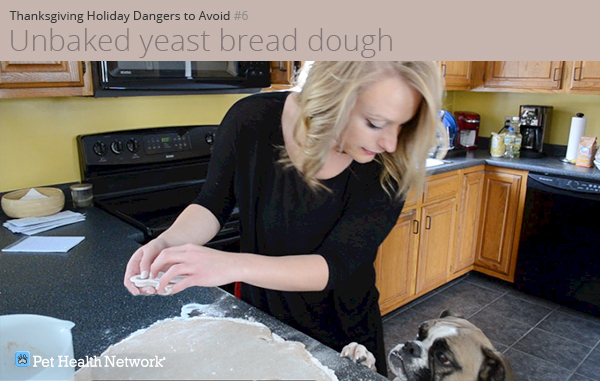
[124,237,169,295]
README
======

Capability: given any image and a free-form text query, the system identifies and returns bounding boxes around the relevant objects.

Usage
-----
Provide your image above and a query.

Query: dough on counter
[75,317,338,381]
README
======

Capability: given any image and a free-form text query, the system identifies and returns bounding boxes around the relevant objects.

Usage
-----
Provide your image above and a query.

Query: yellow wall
[444,91,600,144]
[0,94,246,192]
[1,91,599,193]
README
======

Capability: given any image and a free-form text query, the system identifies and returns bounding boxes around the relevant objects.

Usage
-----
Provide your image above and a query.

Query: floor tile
[410,281,503,319]
[504,348,573,381]
[486,294,553,326]
[381,271,600,381]
[568,374,598,381]
[575,348,600,380]
[537,310,600,348]
[468,307,533,346]
[512,328,591,371]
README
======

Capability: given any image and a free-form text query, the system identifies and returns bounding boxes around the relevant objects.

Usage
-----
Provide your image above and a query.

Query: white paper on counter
[3,211,85,235]
[2,236,85,253]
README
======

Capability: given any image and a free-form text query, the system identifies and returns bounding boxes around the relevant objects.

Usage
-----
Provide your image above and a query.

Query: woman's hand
[123,237,169,295]
[149,244,238,295]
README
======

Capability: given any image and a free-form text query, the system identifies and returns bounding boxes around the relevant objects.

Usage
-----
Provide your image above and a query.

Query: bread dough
[129,272,186,295]
[75,317,338,381]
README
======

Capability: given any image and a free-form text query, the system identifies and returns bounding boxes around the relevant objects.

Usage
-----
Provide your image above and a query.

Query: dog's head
[389,310,516,381]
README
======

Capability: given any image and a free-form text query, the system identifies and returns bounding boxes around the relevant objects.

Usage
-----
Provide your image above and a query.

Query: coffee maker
[454,111,480,150]
[519,105,553,158]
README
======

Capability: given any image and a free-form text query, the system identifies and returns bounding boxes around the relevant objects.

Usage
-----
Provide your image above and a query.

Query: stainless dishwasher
[515,173,600,317]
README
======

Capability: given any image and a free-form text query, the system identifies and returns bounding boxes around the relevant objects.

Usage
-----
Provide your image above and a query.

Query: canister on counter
[70,183,93,208]
[490,132,505,158]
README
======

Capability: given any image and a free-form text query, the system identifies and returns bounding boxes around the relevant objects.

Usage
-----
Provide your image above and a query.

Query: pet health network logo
[15,351,30,367]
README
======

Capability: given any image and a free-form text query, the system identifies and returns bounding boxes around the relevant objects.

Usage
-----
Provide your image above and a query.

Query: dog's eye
[435,352,451,366]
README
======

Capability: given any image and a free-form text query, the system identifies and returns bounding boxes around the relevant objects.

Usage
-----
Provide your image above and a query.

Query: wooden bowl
[1,187,65,219]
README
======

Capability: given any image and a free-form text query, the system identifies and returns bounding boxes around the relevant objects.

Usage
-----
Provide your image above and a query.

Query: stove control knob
[93,142,108,156]
[110,139,124,154]
[126,138,140,153]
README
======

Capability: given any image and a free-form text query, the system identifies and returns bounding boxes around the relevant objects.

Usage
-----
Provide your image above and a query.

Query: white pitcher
[0,314,75,381]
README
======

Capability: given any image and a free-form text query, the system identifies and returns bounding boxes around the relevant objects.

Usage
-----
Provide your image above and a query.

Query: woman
[124,61,444,375]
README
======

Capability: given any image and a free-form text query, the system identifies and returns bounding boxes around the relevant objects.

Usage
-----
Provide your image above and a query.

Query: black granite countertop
[427,149,600,182]
[0,207,385,381]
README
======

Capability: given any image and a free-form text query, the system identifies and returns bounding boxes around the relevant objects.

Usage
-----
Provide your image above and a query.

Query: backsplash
[1,91,599,193]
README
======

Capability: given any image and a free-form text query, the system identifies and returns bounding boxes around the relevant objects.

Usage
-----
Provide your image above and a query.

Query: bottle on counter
[504,126,516,158]
[510,116,522,158]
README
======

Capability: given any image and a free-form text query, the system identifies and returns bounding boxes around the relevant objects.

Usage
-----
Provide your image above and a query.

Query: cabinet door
[568,61,600,92]
[439,61,473,90]
[0,61,93,98]
[454,170,484,275]
[483,61,564,90]
[0,61,84,88]
[415,198,457,295]
[375,208,419,315]
[475,171,524,279]
[269,61,300,86]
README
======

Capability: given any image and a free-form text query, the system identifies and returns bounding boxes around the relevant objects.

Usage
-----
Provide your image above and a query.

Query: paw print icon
[15,351,30,367]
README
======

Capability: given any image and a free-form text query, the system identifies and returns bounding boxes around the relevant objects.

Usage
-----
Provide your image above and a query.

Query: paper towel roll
[565,113,587,161]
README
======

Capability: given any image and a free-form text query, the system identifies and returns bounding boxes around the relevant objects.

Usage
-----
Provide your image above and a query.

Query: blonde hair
[286,61,445,199]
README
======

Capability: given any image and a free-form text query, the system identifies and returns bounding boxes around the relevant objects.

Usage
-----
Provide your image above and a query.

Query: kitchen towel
[566,113,588,161]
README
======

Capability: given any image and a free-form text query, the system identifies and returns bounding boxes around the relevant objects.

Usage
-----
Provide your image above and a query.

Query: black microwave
[92,61,271,97]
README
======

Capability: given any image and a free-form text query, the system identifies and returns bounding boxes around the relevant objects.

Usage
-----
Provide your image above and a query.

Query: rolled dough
[75,317,338,381]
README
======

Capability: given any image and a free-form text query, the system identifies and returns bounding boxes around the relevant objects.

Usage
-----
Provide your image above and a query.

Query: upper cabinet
[566,61,600,94]
[463,61,600,94]
[0,61,93,98]
[439,61,473,90]
[266,61,302,90]
[482,61,564,91]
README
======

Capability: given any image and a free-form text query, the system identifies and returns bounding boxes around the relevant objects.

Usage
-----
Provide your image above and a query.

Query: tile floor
[382,272,600,381]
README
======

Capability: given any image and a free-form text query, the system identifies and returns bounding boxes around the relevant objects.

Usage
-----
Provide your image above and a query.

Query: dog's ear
[478,347,517,381]
[439,310,464,319]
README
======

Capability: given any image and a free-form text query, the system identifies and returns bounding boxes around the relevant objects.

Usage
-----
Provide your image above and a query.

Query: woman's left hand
[149,244,239,295]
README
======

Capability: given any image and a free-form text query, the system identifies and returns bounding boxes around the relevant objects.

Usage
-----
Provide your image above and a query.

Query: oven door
[515,174,600,316]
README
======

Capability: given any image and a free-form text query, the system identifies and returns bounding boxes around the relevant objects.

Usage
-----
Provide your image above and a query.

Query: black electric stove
[77,125,240,251]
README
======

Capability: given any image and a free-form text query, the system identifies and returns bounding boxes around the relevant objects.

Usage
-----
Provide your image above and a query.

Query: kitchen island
[0,207,386,381]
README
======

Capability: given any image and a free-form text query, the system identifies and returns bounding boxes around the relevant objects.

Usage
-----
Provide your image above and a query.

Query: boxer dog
[342,310,516,381]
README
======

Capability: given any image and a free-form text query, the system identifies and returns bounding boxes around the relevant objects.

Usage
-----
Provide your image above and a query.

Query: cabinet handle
[573,66,581,81]
[553,67,560,81]
[412,220,419,234]
[425,216,432,230]
[279,61,287,72]
[441,64,447,78]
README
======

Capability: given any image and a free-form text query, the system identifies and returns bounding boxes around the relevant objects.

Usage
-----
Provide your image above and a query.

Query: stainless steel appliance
[454,111,480,150]
[518,105,553,158]
[77,125,240,251]
[93,61,271,97]
[515,173,600,316]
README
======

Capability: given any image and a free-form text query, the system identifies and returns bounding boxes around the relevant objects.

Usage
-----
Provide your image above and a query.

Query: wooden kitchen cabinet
[376,171,460,315]
[480,61,564,91]
[0,61,93,98]
[265,61,302,90]
[439,61,473,90]
[453,166,485,277]
[475,167,527,282]
[565,61,600,93]
[375,208,419,314]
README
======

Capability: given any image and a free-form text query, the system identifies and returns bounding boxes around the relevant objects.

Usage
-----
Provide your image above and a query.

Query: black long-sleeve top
[194,91,404,374]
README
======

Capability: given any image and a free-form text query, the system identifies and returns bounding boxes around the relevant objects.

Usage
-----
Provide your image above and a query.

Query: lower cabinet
[376,165,527,315]
[474,167,527,282]
[375,209,418,313]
